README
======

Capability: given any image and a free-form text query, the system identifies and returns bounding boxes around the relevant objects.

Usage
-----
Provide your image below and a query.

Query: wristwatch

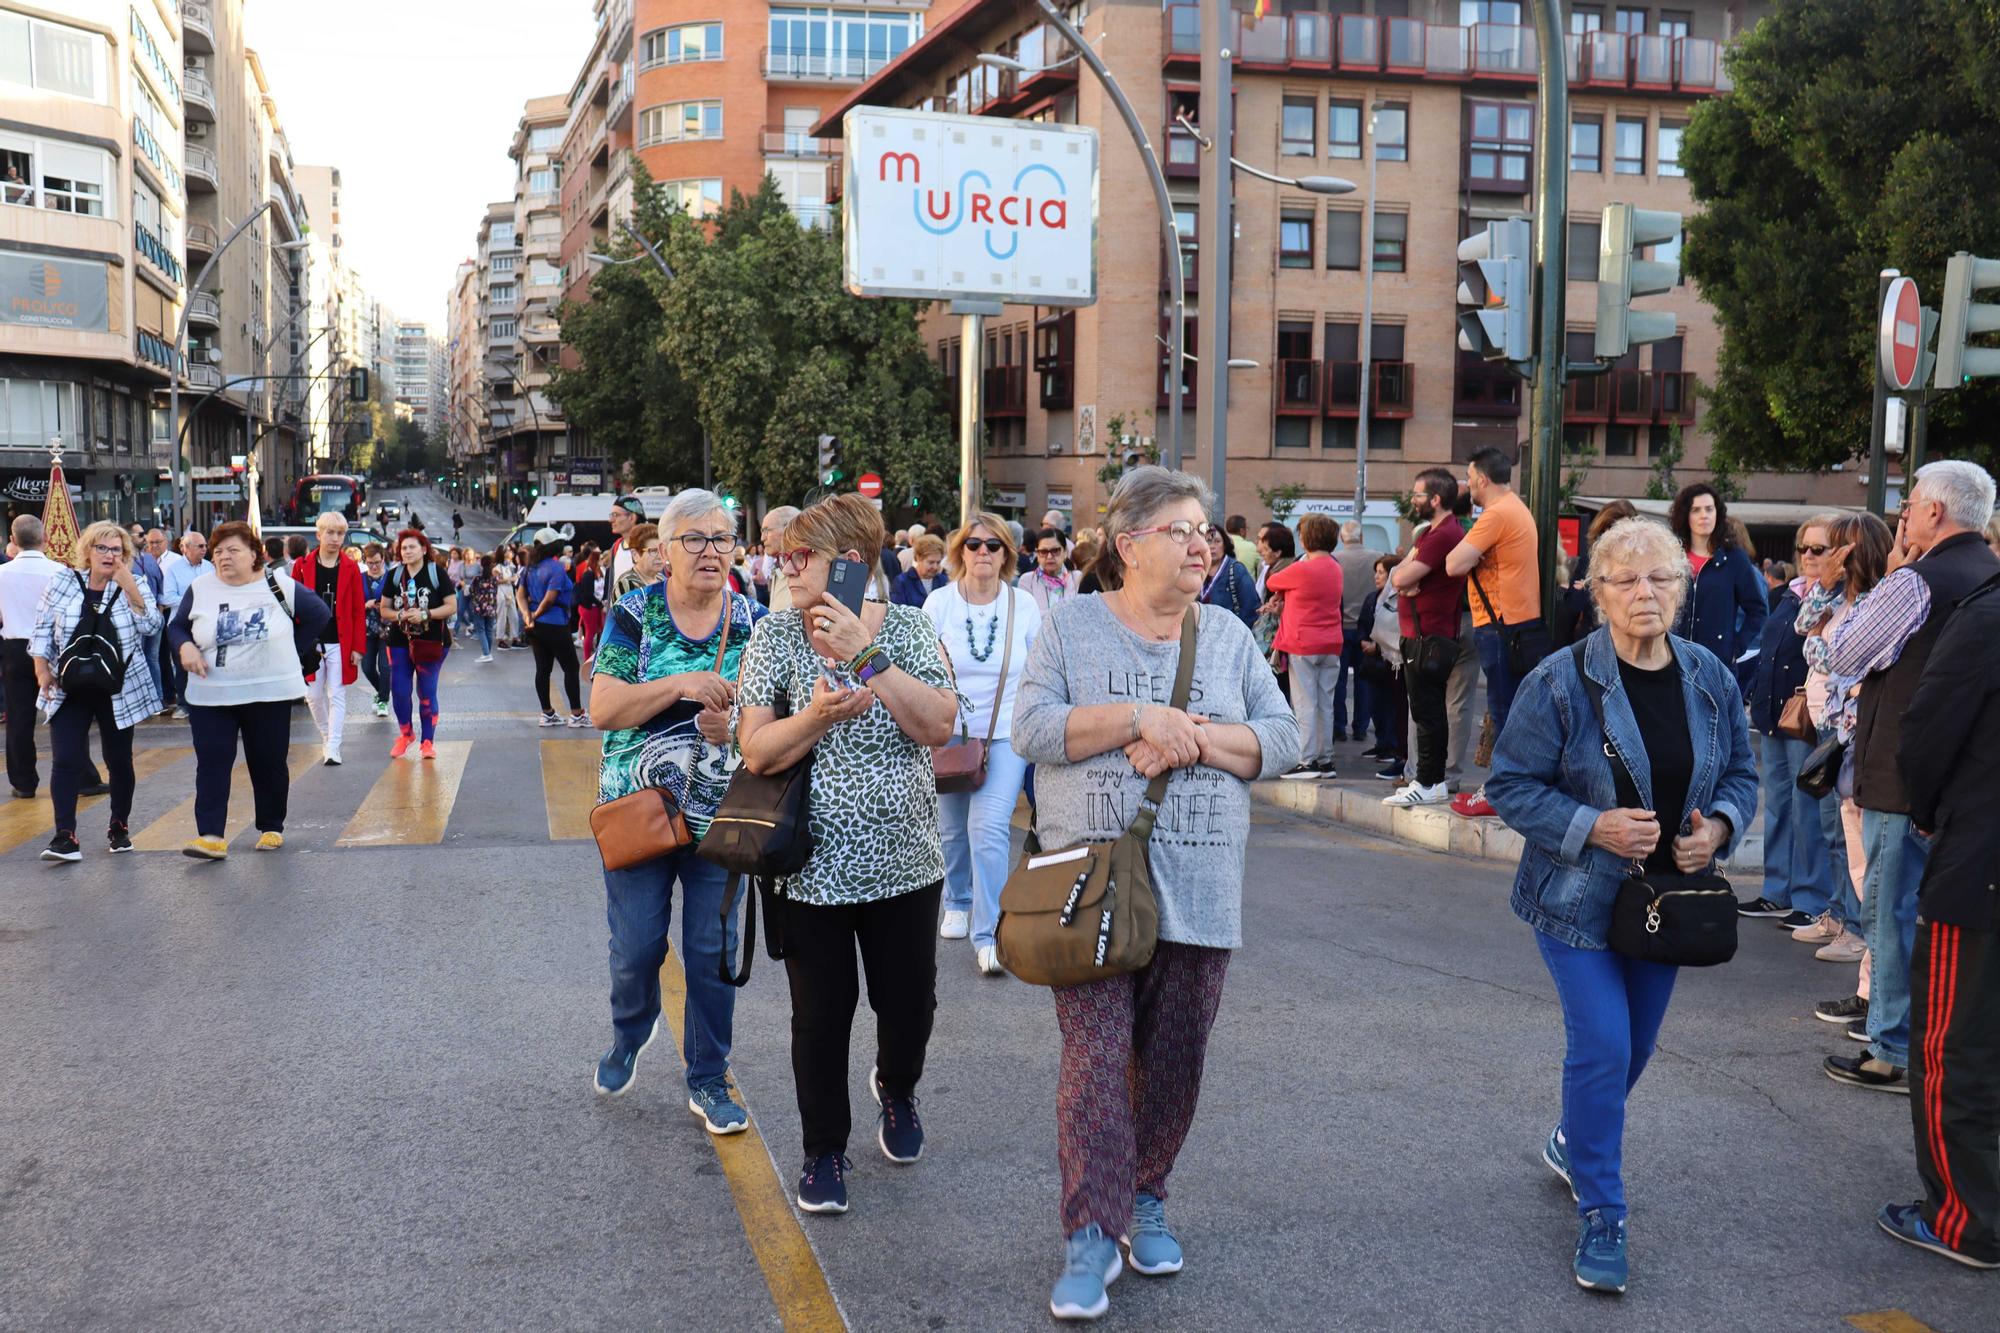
[853,647,890,684]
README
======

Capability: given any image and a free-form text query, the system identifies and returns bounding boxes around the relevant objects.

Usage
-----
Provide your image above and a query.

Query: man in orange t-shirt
[1445,447,1549,816]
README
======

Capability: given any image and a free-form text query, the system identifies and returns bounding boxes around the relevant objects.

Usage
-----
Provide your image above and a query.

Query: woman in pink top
[1264,513,1345,779]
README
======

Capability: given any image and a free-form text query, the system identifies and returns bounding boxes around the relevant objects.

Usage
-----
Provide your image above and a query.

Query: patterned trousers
[1052,941,1231,1237]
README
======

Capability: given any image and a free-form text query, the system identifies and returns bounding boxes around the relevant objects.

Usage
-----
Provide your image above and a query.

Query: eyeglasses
[962,538,1007,554]
[1125,521,1218,546]
[1797,543,1830,557]
[89,543,124,557]
[1596,570,1683,595]
[780,547,817,573]
[677,532,739,554]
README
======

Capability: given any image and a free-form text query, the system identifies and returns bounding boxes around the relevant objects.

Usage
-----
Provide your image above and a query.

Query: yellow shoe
[182,835,228,860]
[255,831,284,851]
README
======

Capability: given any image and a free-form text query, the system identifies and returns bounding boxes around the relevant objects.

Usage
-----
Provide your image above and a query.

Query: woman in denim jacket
[1486,516,1758,1297]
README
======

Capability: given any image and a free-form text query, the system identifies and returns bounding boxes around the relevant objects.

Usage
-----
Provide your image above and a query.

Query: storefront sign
[988,487,1027,508]
[1045,493,1073,512]
[2,474,82,505]
[0,254,110,332]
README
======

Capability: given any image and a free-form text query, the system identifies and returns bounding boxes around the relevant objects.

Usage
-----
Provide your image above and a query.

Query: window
[489,284,516,308]
[1279,211,1313,269]
[1567,220,1599,281]
[1466,100,1533,191]
[1274,417,1313,450]
[530,261,562,286]
[663,177,725,217]
[767,7,917,80]
[1,378,79,449]
[1604,425,1638,456]
[527,167,558,195]
[489,318,517,340]
[490,253,516,274]
[491,222,516,248]
[1173,205,1197,281]
[0,13,106,102]
[641,21,724,67]
[1614,7,1647,33]
[1328,100,1361,159]
[1570,5,1604,32]
[1571,116,1602,173]
[1375,104,1408,162]
[1372,211,1407,272]
[1460,1,1523,21]
[38,140,112,216]
[1657,121,1685,177]
[639,101,724,146]
[1281,96,1315,157]
[1659,10,1691,38]
[1614,117,1646,174]
[1326,208,1361,270]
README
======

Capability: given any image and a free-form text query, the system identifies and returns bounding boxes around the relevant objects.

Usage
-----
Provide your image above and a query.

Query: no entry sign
[1880,276,1923,391]
[856,472,883,499]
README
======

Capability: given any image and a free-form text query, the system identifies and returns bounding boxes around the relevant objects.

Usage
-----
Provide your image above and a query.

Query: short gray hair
[1587,516,1688,623]
[762,504,801,532]
[1913,460,1996,533]
[1098,465,1216,590]
[1339,521,1363,545]
[661,488,733,534]
[11,514,43,548]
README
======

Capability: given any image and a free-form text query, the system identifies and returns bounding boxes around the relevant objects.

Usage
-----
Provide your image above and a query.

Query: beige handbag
[932,586,1016,794]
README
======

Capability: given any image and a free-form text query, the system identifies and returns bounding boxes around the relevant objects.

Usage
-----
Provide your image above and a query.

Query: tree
[1256,481,1306,524]
[1682,0,2000,475]
[1643,424,1687,501]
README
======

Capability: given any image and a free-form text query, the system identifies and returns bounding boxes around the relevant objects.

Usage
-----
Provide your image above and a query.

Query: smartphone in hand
[826,558,870,616]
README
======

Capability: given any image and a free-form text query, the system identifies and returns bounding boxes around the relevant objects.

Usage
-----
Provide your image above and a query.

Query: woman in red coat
[291,512,368,765]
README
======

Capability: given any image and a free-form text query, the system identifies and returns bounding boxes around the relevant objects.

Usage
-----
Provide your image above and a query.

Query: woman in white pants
[288,512,365,766]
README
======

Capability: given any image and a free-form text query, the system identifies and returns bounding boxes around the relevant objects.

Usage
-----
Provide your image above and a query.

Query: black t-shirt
[385,562,449,645]
[1616,655,1693,877]
[314,557,340,643]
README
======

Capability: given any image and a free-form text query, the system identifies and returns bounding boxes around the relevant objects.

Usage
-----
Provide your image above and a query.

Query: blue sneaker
[592,1015,661,1097]
[1049,1224,1122,1321]
[687,1080,750,1135]
[796,1153,850,1215]
[1573,1209,1628,1294]
[870,1065,923,1164]
[1542,1125,1577,1202]
[1878,1201,2000,1269]
[1123,1192,1183,1275]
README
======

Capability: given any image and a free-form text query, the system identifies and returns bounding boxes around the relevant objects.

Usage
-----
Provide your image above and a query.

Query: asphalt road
[0,646,1985,1331]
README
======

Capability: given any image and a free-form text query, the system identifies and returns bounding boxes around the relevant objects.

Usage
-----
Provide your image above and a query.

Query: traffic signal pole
[1525,0,1569,622]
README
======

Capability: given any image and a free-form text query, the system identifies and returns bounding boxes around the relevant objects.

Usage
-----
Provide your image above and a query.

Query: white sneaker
[323,746,342,767]
[1791,910,1843,944]
[1383,781,1450,808]
[374,699,389,717]
[1816,929,1868,964]
[567,711,592,729]
[538,711,563,728]
[939,910,970,940]
[477,654,494,663]
[976,945,1003,976]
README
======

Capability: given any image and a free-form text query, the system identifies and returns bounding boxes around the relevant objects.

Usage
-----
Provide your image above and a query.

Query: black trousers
[529,621,581,713]
[3,639,38,793]
[1910,918,2000,1263]
[188,700,294,838]
[50,692,132,835]
[781,881,942,1158]
[1401,637,1451,787]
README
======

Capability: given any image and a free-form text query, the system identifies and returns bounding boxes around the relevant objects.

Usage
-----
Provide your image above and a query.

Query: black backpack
[56,572,128,697]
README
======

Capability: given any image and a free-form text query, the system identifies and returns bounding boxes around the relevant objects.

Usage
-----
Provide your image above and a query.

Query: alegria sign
[842,108,1098,308]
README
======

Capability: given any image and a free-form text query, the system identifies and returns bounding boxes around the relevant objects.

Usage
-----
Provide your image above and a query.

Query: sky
[247,0,597,331]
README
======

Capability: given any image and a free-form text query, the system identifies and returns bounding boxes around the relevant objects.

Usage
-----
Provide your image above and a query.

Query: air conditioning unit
[186,121,211,142]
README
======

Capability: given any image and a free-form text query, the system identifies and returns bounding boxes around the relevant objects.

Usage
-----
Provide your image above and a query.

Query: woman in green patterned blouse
[737,493,962,1217]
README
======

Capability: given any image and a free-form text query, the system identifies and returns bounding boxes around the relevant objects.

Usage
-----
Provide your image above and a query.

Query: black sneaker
[1279,763,1323,782]
[41,831,81,863]
[1825,1053,1908,1095]
[1736,896,1788,918]
[872,1066,924,1164]
[1844,1019,1871,1043]
[796,1153,851,1214]
[1815,995,1868,1024]
[1775,909,1818,930]
[107,823,133,854]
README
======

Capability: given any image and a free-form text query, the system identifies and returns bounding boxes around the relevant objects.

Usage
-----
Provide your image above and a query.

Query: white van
[502,489,672,550]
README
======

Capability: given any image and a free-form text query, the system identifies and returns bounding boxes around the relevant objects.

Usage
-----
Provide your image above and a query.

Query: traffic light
[1455,218,1532,363]
[817,433,842,487]
[348,367,370,400]
[1933,251,2000,388]
[510,484,520,496]
[1595,204,1682,359]
[528,485,540,498]
[719,492,739,511]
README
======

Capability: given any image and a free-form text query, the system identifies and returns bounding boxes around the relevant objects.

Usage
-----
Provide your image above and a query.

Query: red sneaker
[390,730,413,759]
[419,740,436,760]
[1451,792,1497,818]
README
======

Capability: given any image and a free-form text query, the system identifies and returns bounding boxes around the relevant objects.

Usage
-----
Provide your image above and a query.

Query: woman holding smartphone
[737,493,961,1218]
[383,528,455,759]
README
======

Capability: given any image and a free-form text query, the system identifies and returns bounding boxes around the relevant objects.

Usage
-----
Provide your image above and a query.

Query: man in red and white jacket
[291,512,367,765]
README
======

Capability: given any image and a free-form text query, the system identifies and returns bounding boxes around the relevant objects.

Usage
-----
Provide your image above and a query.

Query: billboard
[842,108,1098,307]
[0,253,110,332]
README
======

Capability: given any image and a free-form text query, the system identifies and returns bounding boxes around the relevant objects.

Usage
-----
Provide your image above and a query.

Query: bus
[288,473,367,524]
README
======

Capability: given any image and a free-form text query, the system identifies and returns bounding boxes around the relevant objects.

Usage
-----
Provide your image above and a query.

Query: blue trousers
[1860,809,1927,1068]
[389,644,443,740]
[1473,623,1528,734]
[469,612,495,657]
[1757,734,1837,917]
[1536,931,1679,1220]
[360,632,388,703]
[940,736,1030,950]
[603,844,737,1091]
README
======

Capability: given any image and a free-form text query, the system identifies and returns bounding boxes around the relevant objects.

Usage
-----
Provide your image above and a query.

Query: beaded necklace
[964,607,1000,662]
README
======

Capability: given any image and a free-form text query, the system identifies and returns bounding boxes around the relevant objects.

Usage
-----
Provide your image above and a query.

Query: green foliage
[1559,432,1598,512]
[1092,411,1158,488]
[1643,424,1687,501]
[1257,481,1306,523]
[1682,0,2000,474]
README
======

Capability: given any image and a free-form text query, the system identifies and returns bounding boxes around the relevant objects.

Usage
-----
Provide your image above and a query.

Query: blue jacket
[1673,542,1767,689]
[1202,555,1260,629]
[1746,583,1809,736]
[1485,626,1759,950]
[891,568,948,608]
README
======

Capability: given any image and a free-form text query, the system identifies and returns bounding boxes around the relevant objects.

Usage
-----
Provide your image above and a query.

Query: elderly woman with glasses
[1486,516,1757,1297]
[1013,466,1300,1322]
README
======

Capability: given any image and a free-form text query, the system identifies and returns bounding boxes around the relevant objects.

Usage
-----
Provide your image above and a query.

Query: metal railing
[762,128,841,157]
[181,69,215,116]
[185,363,222,390]
[761,48,898,82]
[185,292,221,325]
[1277,359,1321,413]
[183,145,218,185]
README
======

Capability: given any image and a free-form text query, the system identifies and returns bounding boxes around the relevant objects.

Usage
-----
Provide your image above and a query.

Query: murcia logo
[879,151,1070,261]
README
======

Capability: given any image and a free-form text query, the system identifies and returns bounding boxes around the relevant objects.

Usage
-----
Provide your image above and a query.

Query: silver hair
[1587,515,1688,623]
[661,488,733,533]
[10,514,43,548]
[1913,460,1996,533]
[1339,521,1363,545]
[762,504,801,529]
[1100,466,1217,586]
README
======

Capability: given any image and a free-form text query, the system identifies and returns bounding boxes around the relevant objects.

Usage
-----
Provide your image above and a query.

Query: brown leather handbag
[933,586,1016,794]
[589,596,736,871]
[1777,686,1817,743]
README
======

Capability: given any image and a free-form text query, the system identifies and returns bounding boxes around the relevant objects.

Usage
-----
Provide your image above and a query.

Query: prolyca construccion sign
[841,108,1098,308]
[0,253,110,332]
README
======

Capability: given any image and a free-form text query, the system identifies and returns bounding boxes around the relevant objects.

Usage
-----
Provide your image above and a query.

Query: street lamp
[1173,117,1359,198]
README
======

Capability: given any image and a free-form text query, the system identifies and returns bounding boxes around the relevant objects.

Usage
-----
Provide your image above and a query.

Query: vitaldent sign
[842,108,1098,308]
[0,253,110,332]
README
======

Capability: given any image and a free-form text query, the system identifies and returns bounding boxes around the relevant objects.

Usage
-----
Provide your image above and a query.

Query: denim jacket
[1485,626,1759,950]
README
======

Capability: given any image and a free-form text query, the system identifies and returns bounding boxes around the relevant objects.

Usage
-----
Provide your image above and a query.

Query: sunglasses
[962,538,1007,554]
[1797,543,1830,557]
[1035,546,1065,557]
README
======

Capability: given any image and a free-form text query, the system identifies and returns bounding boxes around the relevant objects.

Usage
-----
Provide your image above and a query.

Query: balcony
[185,292,221,328]
[1656,371,1697,423]
[1601,370,1697,424]
[134,221,185,287]
[1165,125,1201,179]
[762,48,897,83]
[763,128,842,158]
[182,68,215,121]
[1323,361,1413,417]
[184,145,218,192]
[1035,310,1075,410]
[185,363,222,390]
[1611,369,1654,421]
[182,0,213,53]
[983,365,1027,418]
[1455,360,1522,416]
[608,61,634,125]
[1012,23,1078,91]
[1565,373,1612,423]
[1277,359,1320,414]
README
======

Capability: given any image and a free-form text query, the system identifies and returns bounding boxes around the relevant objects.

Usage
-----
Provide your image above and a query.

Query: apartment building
[824,0,1820,531]
[445,258,485,495]
[394,318,445,435]
[490,95,569,496]
[0,0,187,524]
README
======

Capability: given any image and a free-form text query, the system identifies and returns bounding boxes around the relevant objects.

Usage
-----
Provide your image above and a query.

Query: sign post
[1880,276,1923,392]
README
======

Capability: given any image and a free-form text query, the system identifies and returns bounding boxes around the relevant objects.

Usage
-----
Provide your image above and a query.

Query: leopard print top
[736,604,958,905]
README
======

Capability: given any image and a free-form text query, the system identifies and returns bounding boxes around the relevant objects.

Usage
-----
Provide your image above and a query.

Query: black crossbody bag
[1569,642,1739,967]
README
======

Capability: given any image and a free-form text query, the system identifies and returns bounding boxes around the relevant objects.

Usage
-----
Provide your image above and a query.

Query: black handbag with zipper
[700,685,814,986]
[1570,642,1739,967]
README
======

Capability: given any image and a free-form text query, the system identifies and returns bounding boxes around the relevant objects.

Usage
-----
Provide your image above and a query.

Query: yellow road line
[1847,1313,1940,1333]
[659,954,846,1332]
[336,740,473,846]
[0,746,192,854]
[131,744,321,850]
[540,739,599,841]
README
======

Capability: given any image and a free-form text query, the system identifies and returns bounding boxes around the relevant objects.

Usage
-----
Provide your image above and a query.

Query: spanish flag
[1254,0,1270,17]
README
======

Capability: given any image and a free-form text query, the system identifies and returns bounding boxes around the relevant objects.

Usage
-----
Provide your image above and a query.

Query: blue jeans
[1757,734,1836,916]
[360,632,388,703]
[1860,809,1927,1068]
[470,612,495,657]
[604,844,737,1091]
[940,736,1030,950]
[1339,634,1372,739]
[140,629,163,699]
[1535,930,1679,1220]
[1819,788,1860,929]
[1473,623,1528,734]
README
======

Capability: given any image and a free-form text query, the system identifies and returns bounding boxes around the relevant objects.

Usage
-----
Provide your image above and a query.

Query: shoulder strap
[264,569,296,625]
[1129,607,1200,844]
[982,586,1016,746]
[711,593,735,675]
[1469,569,1502,627]
[1571,638,1646,805]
